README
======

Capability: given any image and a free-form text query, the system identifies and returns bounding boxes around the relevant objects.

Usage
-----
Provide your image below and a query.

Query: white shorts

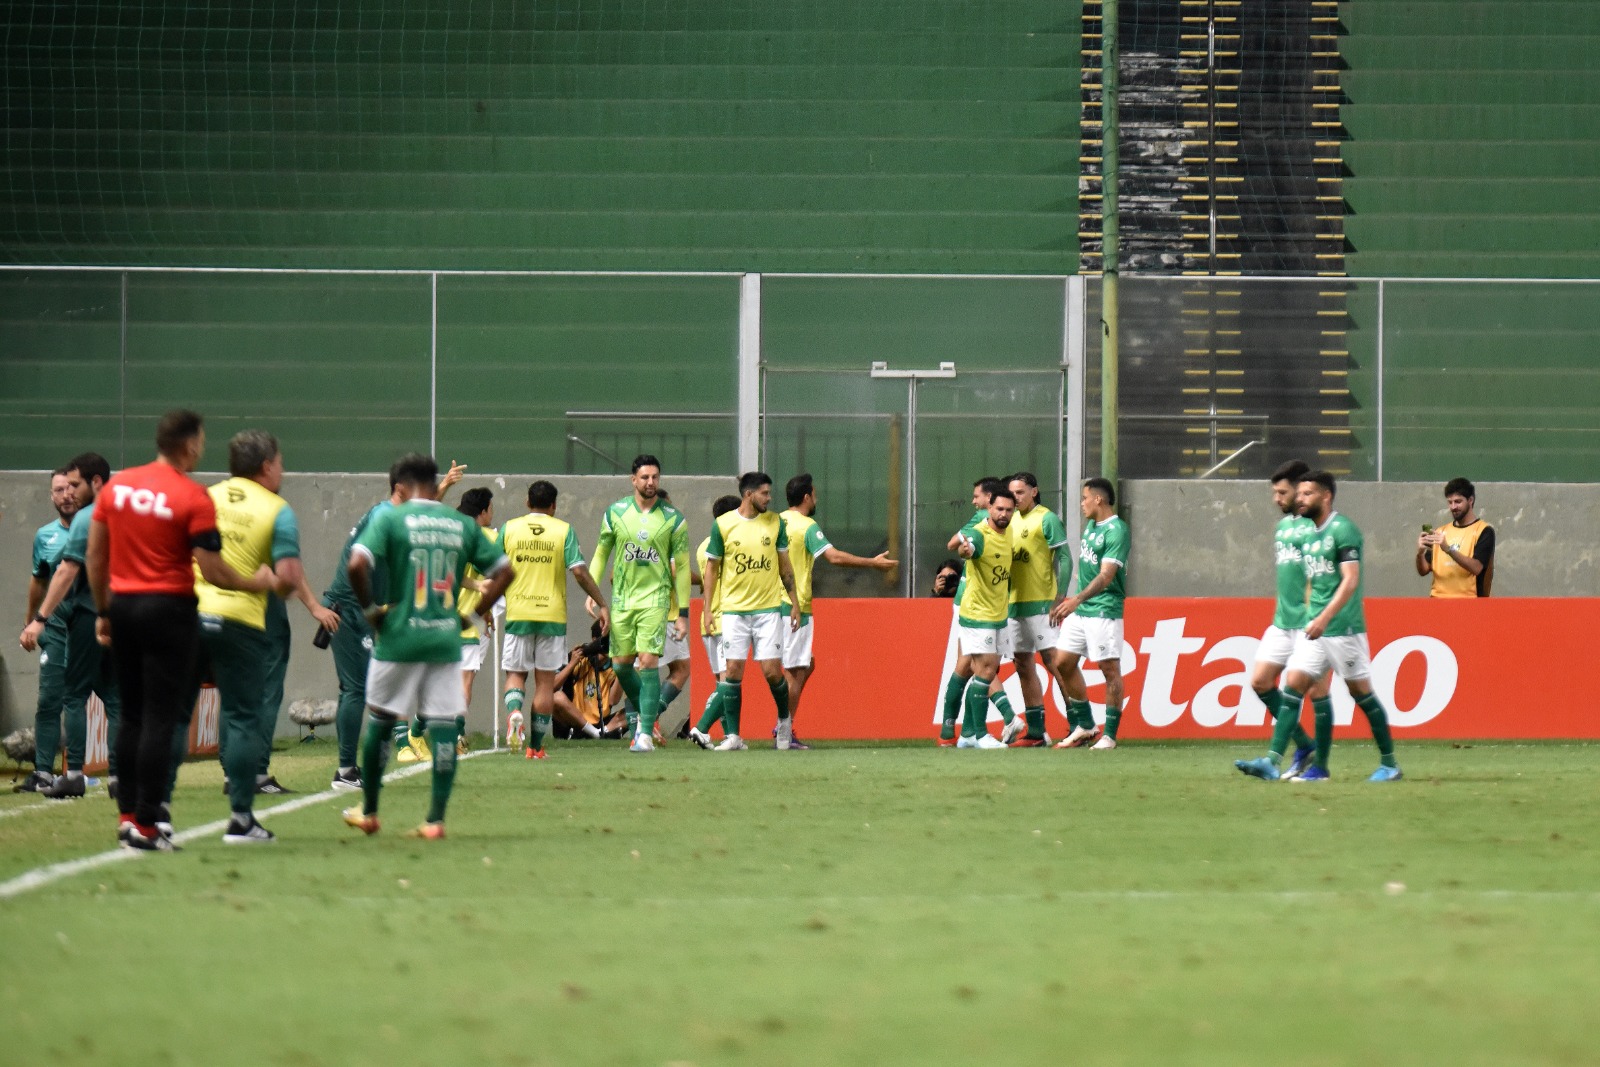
[1255,625,1300,668]
[1055,615,1124,662]
[723,612,783,661]
[1007,614,1059,655]
[460,632,487,672]
[702,633,727,674]
[501,631,566,674]
[1287,632,1372,682]
[782,614,815,669]
[663,620,691,665]
[366,659,464,722]
[957,624,1005,657]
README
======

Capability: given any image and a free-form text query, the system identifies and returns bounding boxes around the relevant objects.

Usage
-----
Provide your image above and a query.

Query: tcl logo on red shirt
[110,484,176,519]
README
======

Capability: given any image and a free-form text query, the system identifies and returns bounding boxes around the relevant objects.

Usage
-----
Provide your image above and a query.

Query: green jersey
[953,507,987,602]
[1074,515,1129,620]
[57,506,100,620]
[354,499,508,664]
[1300,511,1365,637]
[1272,514,1314,631]
[31,518,72,634]
[324,501,391,612]
[591,497,691,614]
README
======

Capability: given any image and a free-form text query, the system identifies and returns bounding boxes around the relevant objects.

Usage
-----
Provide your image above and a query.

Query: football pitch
[3,739,1598,1066]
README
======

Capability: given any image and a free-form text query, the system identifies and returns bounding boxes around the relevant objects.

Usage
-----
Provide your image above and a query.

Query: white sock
[581,724,600,738]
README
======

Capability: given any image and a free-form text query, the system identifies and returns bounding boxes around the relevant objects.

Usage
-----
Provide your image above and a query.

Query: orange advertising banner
[84,685,220,776]
[688,598,1593,740]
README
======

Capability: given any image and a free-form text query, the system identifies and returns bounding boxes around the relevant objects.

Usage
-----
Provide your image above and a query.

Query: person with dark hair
[775,473,896,748]
[940,486,1016,748]
[996,471,1071,747]
[15,468,79,792]
[931,559,961,598]
[1244,460,1327,779]
[1237,471,1404,783]
[588,455,690,752]
[87,410,273,850]
[342,454,512,839]
[321,458,465,788]
[1049,478,1129,750]
[21,451,122,799]
[455,487,500,732]
[686,494,742,748]
[193,429,322,841]
[550,620,621,740]
[499,480,608,759]
[1416,477,1494,597]
[934,477,1005,744]
[702,473,800,751]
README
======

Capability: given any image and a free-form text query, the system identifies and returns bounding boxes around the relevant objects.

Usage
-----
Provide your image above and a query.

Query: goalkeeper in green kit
[589,454,691,753]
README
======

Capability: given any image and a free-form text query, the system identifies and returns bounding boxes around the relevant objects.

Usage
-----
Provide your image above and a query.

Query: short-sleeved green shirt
[324,500,391,611]
[591,497,690,614]
[57,506,99,620]
[1272,514,1314,631]
[1074,515,1129,620]
[354,500,508,663]
[1301,511,1366,636]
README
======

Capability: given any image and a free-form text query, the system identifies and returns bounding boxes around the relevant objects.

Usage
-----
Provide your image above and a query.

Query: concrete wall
[1122,480,1597,599]
[0,470,733,737]
[2,473,1591,734]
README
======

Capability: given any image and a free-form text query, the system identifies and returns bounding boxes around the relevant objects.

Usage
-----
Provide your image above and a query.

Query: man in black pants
[86,410,271,850]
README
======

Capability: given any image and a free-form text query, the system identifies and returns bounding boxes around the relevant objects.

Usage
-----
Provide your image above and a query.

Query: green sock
[530,713,551,753]
[963,677,993,737]
[1267,686,1302,761]
[614,664,641,717]
[425,721,457,824]
[657,681,682,720]
[939,674,966,740]
[719,680,742,736]
[358,718,391,816]
[695,690,722,733]
[989,689,1015,725]
[1356,692,1398,768]
[504,688,525,744]
[408,715,424,740]
[392,719,410,746]
[454,715,467,743]
[1104,697,1122,741]
[769,676,791,721]
[1024,705,1045,740]
[637,671,661,736]
[1069,699,1093,733]
[623,700,639,736]
[1312,696,1334,770]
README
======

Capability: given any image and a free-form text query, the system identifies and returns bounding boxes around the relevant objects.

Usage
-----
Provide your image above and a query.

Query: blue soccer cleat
[1290,765,1330,782]
[1284,746,1315,779]
[1368,765,1403,783]
[1234,757,1281,781]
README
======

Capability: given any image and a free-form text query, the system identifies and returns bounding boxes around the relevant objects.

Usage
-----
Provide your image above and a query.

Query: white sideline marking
[0,749,499,902]
[0,800,55,820]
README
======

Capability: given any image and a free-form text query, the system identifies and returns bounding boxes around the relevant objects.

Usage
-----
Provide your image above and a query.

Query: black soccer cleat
[40,773,86,800]
[254,776,295,795]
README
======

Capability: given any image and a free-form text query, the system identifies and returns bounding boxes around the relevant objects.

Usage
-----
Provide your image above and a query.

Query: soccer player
[653,488,693,739]
[1236,471,1404,783]
[342,453,511,839]
[194,430,316,843]
[20,452,122,799]
[16,468,77,792]
[687,494,740,748]
[936,476,1005,744]
[499,480,608,759]
[87,410,271,851]
[589,455,690,753]
[456,486,499,714]
[702,472,801,751]
[945,487,1016,748]
[1239,459,1326,780]
[998,471,1071,748]
[321,460,465,789]
[777,473,896,748]
[1049,478,1129,751]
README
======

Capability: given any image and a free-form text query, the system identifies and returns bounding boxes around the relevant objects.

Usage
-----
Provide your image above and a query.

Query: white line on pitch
[0,749,501,902]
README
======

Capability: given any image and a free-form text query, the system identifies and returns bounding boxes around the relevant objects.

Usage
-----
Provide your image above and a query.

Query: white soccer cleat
[955,736,980,749]
[688,727,714,750]
[1090,735,1117,750]
[505,711,526,747]
[1055,725,1100,749]
[975,734,1007,750]
[714,735,748,751]
[1000,716,1026,744]
[629,733,655,753]
[775,719,794,750]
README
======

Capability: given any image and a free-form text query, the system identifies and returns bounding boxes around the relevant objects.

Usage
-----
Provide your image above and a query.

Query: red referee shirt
[93,461,219,596]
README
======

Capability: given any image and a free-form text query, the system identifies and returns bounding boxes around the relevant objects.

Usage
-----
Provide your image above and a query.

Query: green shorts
[609,603,668,659]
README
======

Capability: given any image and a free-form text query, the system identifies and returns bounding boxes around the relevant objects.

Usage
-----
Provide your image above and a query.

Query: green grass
[3,738,1599,1066]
